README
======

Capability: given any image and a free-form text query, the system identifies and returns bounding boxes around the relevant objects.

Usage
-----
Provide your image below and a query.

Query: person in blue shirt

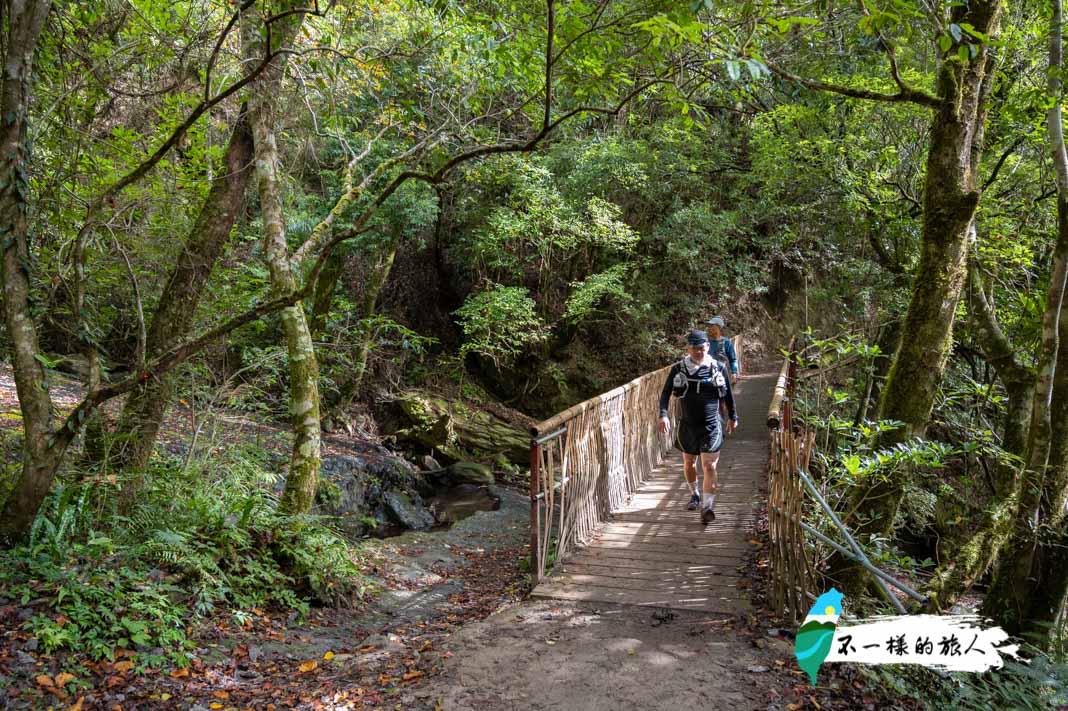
[657,330,738,524]
[702,315,739,385]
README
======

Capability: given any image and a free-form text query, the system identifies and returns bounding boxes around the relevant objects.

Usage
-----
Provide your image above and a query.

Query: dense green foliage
[0,439,367,664]
[2,1,1068,707]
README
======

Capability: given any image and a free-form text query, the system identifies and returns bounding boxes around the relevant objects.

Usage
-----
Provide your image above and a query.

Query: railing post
[529,439,541,582]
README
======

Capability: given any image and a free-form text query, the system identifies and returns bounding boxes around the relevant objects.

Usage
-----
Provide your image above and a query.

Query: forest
[3,0,1068,708]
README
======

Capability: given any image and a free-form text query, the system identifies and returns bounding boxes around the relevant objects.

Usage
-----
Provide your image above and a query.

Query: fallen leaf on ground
[69,697,84,711]
[323,651,334,660]
[170,668,189,678]
[402,670,423,682]
[35,674,54,687]
[55,672,75,686]
[212,690,229,700]
[298,660,317,673]
[113,660,134,673]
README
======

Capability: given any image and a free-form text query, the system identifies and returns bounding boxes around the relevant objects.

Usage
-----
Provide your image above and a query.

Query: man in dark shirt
[657,330,739,524]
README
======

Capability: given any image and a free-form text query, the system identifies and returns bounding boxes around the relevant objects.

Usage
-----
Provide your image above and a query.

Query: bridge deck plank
[532,372,774,614]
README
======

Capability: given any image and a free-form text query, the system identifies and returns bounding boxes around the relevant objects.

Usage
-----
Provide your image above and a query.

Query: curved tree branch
[760,57,942,108]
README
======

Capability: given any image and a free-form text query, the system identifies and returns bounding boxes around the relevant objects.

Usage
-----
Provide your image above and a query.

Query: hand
[731,374,739,386]
[658,417,669,434]
[726,419,737,435]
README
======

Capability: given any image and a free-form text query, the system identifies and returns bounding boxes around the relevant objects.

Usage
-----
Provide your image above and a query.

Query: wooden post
[530,440,541,581]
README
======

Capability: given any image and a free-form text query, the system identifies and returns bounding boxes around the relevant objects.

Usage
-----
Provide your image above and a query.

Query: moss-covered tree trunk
[0,0,61,544]
[982,0,1068,637]
[982,206,1068,634]
[923,262,1034,610]
[335,240,398,407]
[833,0,1003,593]
[249,107,322,513]
[309,251,343,339]
[109,110,255,478]
[243,4,319,514]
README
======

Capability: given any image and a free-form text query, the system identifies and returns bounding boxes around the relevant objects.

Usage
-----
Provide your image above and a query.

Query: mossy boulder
[424,461,496,489]
[314,445,433,539]
[427,484,501,525]
[381,391,529,465]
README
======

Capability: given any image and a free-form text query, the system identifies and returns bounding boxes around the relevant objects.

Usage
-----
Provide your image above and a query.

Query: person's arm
[659,364,676,418]
[721,362,738,425]
[726,339,739,375]
[658,365,676,433]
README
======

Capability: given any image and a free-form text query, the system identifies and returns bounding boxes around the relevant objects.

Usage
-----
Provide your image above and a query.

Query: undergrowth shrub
[861,651,1068,710]
[0,444,371,667]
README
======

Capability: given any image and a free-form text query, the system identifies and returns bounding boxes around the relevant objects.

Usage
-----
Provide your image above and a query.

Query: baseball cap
[687,330,709,346]
[704,316,725,327]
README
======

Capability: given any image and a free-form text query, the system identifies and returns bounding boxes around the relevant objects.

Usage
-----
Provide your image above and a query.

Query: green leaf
[938,34,953,53]
[948,23,963,43]
[959,22,988,42]
[726,60,740,81]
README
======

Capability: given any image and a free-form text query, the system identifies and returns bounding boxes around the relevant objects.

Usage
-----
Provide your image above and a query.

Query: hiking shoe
[701,506,716,525]
[687,493,700,511]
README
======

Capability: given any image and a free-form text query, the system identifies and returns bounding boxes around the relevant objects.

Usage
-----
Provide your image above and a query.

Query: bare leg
[683,453,698,491]
[700,451,720,498]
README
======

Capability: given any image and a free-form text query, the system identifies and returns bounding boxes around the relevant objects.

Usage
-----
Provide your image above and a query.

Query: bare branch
[856,0,919,98]
[760,56,942,108]
[968,256,1033,386]
[983,137,1025,191]
[543,0,555,133]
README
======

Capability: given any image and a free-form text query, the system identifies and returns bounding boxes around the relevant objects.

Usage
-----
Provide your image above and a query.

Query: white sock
[703,492,715,508]
[692,482,700,496]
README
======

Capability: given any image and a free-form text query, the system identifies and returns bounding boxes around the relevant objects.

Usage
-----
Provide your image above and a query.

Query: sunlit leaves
[454,284,550,366]
[562,263,633,324]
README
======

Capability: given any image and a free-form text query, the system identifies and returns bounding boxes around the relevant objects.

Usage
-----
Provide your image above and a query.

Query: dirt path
[419,600,798,710]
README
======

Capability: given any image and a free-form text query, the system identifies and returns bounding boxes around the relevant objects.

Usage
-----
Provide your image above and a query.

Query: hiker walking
[701,315,739,385]
[657,330,738,524]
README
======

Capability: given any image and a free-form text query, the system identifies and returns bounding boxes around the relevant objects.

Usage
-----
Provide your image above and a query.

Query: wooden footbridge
[527,339,930,620]
[527,341,776,614]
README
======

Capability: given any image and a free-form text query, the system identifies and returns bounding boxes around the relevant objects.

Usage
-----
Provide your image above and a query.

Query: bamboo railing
[528,335,744,582]
[768,424,817,622]
[765,341,924,620]
[766,343,817,622]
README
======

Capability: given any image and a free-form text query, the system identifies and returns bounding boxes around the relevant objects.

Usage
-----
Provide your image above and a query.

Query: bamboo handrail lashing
[767,340,816,622]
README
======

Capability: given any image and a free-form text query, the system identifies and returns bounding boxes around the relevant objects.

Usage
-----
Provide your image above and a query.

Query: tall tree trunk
[309,250,343,339]
[982,0,1068,636]
[1043,292,1068,519]
[0,0,62,543]
[243,3,318,514]
[833,0,1003,592]
[335,240,398,408]
[109,110,254,476]
[923,265,1032,610]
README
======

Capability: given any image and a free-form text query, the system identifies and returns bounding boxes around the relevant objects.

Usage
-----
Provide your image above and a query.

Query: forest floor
[0,366,909,710]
